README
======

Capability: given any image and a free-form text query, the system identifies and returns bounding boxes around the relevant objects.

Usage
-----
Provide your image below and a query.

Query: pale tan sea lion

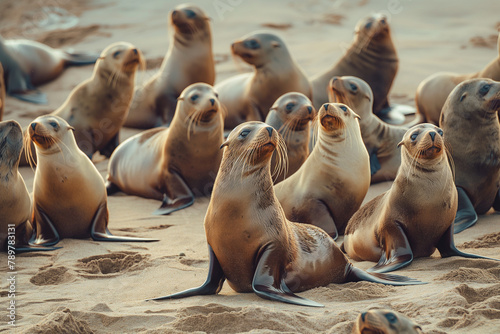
[352,309,423,334]
[311,13,401,123]
[216,31,312,129]
[125,4,215,128]
[265,92,316,183]
[414,31,500,125]
[343,124,497,273]
[148,121,422,307]
[275,103,370,239]
[440,78,500,233]
[329,76,406,183]
[26,115,157,245]
[107,83,223,215]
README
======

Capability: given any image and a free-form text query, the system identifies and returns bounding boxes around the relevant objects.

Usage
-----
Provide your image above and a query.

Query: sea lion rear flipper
[153,172,194,215]
[63,52,100,66]
[10,90,47,105]
[7,68,48,104]
[369,149,381,176]
[13,221,61,252]
[346,266,425,286]
[437,224,499,261]
[454,187,478,234]
[367,222,413,273]
[91,202,158,242]
[252,244,323,307]
[376,106,406,125]
[30,204,60,246]
[147,244,225,301]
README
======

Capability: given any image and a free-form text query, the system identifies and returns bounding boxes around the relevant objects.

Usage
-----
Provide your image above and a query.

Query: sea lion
[0,34,98,104]
[274,103,370,239]
[329,76,406,183]
[26,115,157,246]
[440,79,500,233]
[148,121,422,307]
[414,31,500,125]
[311,13,404,124]
[343,124,497,273]
[265,92,316,183]
[0,63,5,121]
[351,309,423,334]
[124,4,215,128]
[216,31,312,129]
[107,83,223,215]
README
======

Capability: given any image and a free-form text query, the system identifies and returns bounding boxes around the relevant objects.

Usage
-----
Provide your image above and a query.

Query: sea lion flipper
[437,224,499,261]
[453,187,478,234]
[346,266,425,286]
[309,200,338,239]
[13,221,61,252]
[369,149,381,176]
[31,204,60,246]
[153,173,194,215]
[147,244,225,301]
[91,202,158,242]
[252,244,324,307]
[63,51,100,66]
[367,222,413,273]
[10,90,48,105]
[100,133,120,158]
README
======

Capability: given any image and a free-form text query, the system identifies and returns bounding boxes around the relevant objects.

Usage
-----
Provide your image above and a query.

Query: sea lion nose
[231,42,236,50]
[361,312,367,322]
[307,106,313,114]
[323,103,329,111]
[132,48,138,55]
[210,98,215,106]
[31,123,37,131]
[429,132,436,141]
[266,126,273,137]
[172,10,178,17]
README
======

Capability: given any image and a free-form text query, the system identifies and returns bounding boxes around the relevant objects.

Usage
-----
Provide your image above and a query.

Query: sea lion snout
[429,131,436,142]
[266,126,273,137]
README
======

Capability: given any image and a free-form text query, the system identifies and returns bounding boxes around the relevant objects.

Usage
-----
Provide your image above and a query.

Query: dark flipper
[346,265,425,286]
[153,172,194,215]
[454,187,478,234]
[30,204,60,246]
[64,52,100,66]
[376,106,406,125]
[367,222,413,273]
[105,181,122,196]
[100,133,120,158]
[13,221,61,252]
[147,244,225,301]
[10,90,47,104]
[369,149,381,176]
[16,245,62,253]
[437,224,499,261]
[492,189,500,211]
[91,202,158,242]
[252,244,323,307]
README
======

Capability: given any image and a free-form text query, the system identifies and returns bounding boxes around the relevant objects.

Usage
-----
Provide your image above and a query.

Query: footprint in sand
[435,267,500,283]
[77,251,150,278]
[30,266,76,286]
[24,307,93,334]
[459,232,500,249]
[304,281,396,303]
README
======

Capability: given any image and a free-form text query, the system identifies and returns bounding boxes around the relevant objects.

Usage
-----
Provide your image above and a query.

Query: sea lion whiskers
[271,133,288,181]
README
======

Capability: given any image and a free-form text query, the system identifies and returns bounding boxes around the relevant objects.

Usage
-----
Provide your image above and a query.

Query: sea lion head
[231,32,290,68]
[270,92,316,131]
[329,76,373,118]
[169,4,210,37]
[398,123,446,162]
[177,83,222,127]
[0,120,23,171]
[355,13,391,41]
[352,308,423,334]
[318,103,360,137]
[27,115,75,156]
[97,42,144,78]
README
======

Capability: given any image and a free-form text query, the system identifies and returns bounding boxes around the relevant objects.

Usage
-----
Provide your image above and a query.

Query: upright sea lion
[0,63,5,121]
[351,309,423,334]
[329,76,406,183]
[125,4,215,128]
[275,103,370,239]
[440,79,500,233]
[265,92,316,183]
[148,122,422,307]
[415,31,500,125]
[216,31,312,129]
[343,124,497,273]
[107,83,223,215]
[311,13,403,123]
[0,34,98,104]
[26,115,157,246]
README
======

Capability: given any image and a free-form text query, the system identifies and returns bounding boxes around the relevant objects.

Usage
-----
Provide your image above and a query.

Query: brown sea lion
[343,124,497,273]
[265,92,316,183]
[148,121,422,307]
[107,83,223,215]
[414,31,500,125]
[329,76,406,183]
[26,115,157,246]
[352,309,423,334]
[440,78,500,233]
[216,31,312,129]
[275,103,370,239]
[125,4,215,128]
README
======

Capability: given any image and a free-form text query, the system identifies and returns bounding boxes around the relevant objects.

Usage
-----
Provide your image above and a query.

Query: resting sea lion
[351,309,423,334]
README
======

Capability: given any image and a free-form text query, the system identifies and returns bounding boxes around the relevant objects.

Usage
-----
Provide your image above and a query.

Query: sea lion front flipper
[63,51,100,66]
[100,133,120,158]
[30,204,60,246]
[147,244,225,301]
[346,266,425,286]
[252,244,324,307]
[6,68,48,104]
[454,187,478,234]
[376,106,406,125]
[369,149,381,176]
[437,224,499,261]
[13,221,61,252]
[153,172,194,215]
[367,222,413,273]
[91,202,158,242]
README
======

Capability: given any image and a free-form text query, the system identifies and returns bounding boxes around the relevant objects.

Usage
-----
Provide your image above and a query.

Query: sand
[1,0,499,333]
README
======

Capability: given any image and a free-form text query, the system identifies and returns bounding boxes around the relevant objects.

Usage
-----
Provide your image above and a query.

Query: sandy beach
[1,0,500,333]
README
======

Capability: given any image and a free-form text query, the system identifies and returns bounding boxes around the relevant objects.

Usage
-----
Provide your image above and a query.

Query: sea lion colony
[1,3,499,331]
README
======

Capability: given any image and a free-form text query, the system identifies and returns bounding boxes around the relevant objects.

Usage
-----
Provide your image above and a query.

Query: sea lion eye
[185,9,196,18]
[410,132,418,141]
[479,84,491,96]
[365,21,373,29]
[191,94,199,102]
[285,103,295,112]
[350,83,358,92]
[239,129,250,138]
[384,313,397,324]
[437,129,443,136]
[49,122,58,129]
[340,105,348,112]
[214,92,219,98]
[113,50,122,58]
[244,39,261,50]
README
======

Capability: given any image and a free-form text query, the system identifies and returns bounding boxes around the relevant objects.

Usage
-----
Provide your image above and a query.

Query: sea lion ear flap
[459,93,467,102]
[271,41,280,48]
[397,140,404,148]
[220,140,229,150]
[353,112,361,120]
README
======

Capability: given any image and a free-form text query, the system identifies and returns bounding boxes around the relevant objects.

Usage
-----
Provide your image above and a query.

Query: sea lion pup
[311,13,404,123]
[414,31,500,125]
[216,31,312,129]
[329,76,406,183]
[0,34,98,104]
[351,309,423,334]
[125,4,215,128]
[148,122,422,307]
[0,63,5,121]
[265,92,316,183]
[107,83,223,215]
[440,79,500,233]
[26,115,157,246]
[343,124,497,273]
[274,103,370,239]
